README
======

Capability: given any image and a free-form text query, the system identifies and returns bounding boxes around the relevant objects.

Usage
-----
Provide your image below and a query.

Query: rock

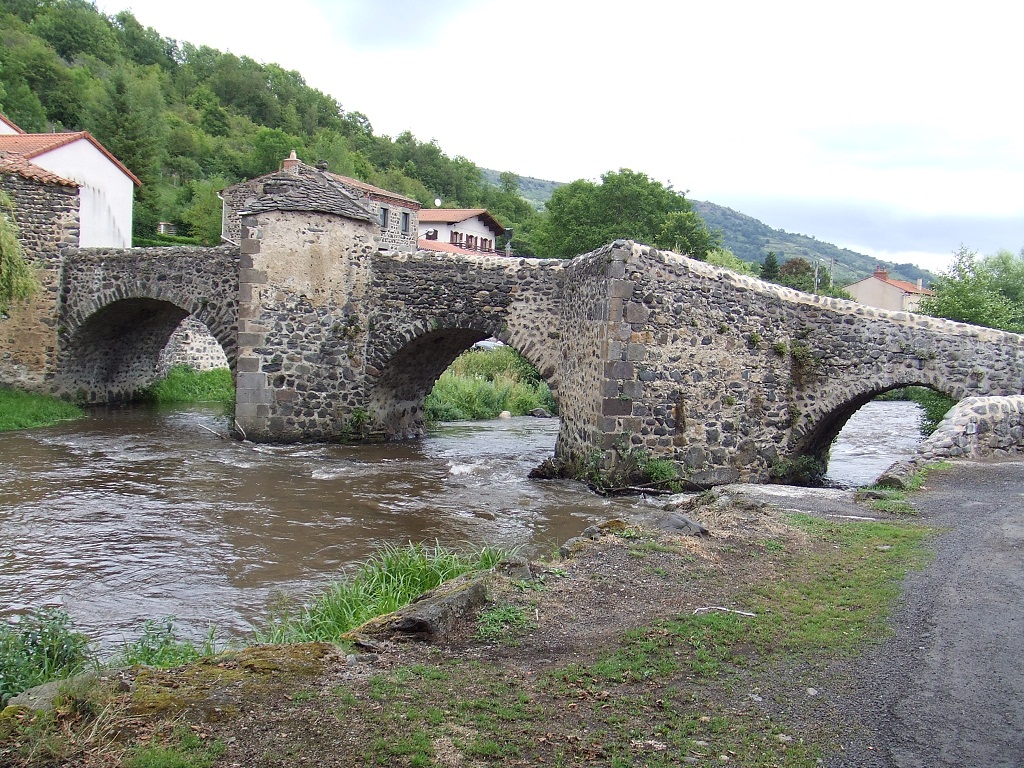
[559,536,592,559]
[498,410,512,419]
[353,573,488,641]
[581,525,602,540]
[497,556,533,580]
[660,512,710,537]
[528,407,552,418]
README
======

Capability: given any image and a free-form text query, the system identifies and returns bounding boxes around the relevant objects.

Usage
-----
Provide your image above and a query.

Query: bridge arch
[366,318,559,440]
[57,294,235,403]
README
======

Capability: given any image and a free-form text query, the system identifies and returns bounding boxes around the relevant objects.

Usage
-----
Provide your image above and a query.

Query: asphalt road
[828,460,1024,767]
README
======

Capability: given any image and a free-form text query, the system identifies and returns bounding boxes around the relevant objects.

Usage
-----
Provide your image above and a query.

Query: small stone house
[845,266,934,313]
[0,113,140,247]
[221,153,421,252]
[417,208,506,254]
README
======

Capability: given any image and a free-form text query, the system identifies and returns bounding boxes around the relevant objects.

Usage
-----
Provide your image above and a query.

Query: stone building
[417,208,506,254]
[0,113,139,247]
[0,153,80,390]
[221,152,421,252]
[845,266,933,312]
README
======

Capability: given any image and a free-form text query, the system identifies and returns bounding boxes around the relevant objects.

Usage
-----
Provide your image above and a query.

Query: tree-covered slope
[693,200,933,285]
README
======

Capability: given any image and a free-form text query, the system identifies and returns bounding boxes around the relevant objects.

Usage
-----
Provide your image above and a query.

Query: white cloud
[100,0,1024,264]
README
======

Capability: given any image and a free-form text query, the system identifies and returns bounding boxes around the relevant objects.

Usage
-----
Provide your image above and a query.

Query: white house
[845,266,934,313]
[418,208,506,255]
[0,116,139,247]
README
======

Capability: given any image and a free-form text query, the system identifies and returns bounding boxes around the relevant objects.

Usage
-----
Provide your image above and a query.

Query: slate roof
[0,153,78,187]
[0,131,141,186]
[239,169,375,223]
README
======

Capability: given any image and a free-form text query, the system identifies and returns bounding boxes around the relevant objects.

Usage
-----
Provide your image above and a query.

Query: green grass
[141,365,234,405]
[116,619,219,668]
[256,542,509,643]
[475,604,537,642]
[0,387,84,431]
[0,609,92,706]
[126,726,225,768]
[425,346,556,421]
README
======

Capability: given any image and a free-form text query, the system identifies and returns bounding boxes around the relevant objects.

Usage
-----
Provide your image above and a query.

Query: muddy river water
[0,400,923,649]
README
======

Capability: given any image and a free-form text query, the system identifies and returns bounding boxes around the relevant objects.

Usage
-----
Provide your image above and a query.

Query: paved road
[829,460,1024,767]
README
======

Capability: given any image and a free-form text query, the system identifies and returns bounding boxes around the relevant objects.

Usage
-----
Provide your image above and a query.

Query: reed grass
[256,542,509,644]
[0,387,84,431]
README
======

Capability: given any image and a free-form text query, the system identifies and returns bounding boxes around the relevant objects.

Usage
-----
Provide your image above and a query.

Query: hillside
[693,200,932,285]
[481,168,562,211]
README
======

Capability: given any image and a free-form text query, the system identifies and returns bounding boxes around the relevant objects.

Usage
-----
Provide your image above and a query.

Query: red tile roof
[880,276,933,295]
[0,154,78,186]
[418,208,505,235]
[0,113,25,134]
[0,131,141,186]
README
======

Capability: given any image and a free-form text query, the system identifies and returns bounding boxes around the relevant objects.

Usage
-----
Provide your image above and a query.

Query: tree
[760,251,780,281]
[0,191,39,314]
[778,257,814,293]
[705,247,757,275]
[918,246,1024,332]
[534,168,718,259]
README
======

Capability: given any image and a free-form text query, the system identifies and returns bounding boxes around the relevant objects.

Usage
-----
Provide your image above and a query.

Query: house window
[401,211,410,235]
[379,207,389,228]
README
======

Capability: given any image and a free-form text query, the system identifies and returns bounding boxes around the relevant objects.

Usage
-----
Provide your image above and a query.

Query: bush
[0,609,93,705]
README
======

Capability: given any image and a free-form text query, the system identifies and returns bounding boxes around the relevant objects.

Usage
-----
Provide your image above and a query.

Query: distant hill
[481,169,562,211]
[482,164,933,284]
[692,201,933,286]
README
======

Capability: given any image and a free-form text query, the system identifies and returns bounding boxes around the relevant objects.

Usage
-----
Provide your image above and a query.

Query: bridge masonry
[5,169,1024,486]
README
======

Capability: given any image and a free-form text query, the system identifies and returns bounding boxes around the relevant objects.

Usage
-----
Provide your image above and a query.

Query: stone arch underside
[57,297,229,403]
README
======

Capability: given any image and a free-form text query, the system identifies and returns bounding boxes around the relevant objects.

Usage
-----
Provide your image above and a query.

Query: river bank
[4,460,980,768]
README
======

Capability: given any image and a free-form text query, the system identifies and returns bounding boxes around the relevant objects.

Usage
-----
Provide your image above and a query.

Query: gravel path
[828,460,1024,767]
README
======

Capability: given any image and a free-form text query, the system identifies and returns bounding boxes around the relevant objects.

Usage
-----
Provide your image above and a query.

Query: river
[0,399,923,650]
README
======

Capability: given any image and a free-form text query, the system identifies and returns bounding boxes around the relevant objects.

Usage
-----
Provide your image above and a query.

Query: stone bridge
[4,204,1024,486]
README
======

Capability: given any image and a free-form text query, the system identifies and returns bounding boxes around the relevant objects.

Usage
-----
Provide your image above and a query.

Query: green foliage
[126,726,226,768]
[779,256,815,292]
[0,386,84,430]
[918,245,1024,332]
[760,251,780,281]
[256,542,508,643]
[116,619,218,668]
[475,604,536,642]
[141,365,233,405]
[0,608,93,705]
[881,387,957,435]
[534,168,719,259]
[0,191,39,314]
[425,346,556,421]
[769,455,825,486]
[705,246,757,275]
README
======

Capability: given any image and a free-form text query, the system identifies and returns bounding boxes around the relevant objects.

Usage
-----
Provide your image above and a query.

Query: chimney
[917,278,923,290]
[281,150,299,172]
[873,265,889,281]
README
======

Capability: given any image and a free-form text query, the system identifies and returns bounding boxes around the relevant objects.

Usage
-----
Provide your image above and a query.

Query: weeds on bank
[0,388,83,432]
[141,365,234,405]
[316,514,932,768]
[862,461,953,516]
[256,542,509,643]
[0,610,92,707]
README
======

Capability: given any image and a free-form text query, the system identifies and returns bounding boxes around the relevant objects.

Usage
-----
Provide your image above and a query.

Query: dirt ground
[4,462,1021,767]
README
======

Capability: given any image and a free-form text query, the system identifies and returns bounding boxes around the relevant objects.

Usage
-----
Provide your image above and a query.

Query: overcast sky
[100,0,1023,272]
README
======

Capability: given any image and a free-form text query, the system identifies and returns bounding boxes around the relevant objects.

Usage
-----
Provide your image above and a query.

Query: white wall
[31,140,134,247]
[420,215,500,247]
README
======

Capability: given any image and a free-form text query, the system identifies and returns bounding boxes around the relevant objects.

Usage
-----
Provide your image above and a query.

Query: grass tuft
[256,542,509,643]
[0,609,93,706]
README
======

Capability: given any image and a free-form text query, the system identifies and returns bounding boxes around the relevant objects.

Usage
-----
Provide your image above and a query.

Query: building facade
[417,208,505,255]
[845,266,933,312]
